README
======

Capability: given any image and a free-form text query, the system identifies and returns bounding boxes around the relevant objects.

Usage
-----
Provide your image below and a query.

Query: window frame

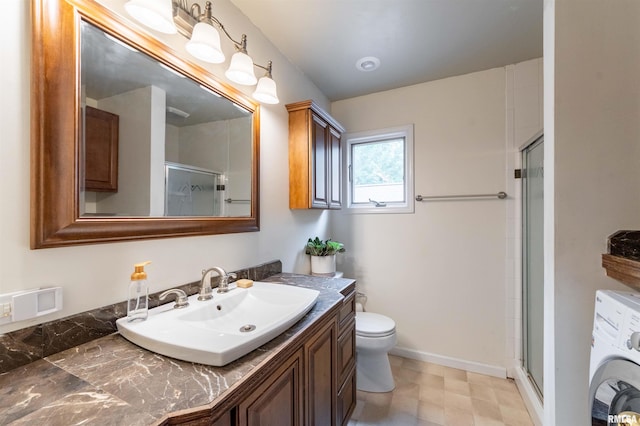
[343,124,414,214]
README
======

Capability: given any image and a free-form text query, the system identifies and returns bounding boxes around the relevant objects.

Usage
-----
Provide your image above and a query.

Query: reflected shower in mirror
[165,163,222,216]
[80,21,252,217]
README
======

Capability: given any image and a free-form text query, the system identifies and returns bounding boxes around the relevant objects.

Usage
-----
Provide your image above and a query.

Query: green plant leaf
[304,237,345,256]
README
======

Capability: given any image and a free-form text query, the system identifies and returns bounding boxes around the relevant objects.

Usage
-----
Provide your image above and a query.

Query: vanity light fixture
[125,0,279,104]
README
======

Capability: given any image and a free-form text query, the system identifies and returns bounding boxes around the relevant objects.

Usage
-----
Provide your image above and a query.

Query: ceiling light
[356,56,381,72]
[125,0,279,104]
[124,0,177,34]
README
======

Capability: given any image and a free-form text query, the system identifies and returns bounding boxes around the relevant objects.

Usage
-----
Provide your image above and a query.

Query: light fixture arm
[254,60,273,77]
[189,1,246,51]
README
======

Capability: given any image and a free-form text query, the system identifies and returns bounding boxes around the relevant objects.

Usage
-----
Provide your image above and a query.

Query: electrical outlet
[0,292,18,325]
[0,288,63,324]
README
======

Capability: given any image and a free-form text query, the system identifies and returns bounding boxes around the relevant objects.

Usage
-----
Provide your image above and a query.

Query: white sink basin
[116,282,319,366]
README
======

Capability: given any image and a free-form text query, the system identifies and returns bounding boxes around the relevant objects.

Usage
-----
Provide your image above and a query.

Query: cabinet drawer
[338,291,355,330]
[337,363,356,426]
[337,317,355,384]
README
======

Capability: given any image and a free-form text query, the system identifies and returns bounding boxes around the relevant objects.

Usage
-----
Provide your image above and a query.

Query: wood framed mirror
[31,0,260,249]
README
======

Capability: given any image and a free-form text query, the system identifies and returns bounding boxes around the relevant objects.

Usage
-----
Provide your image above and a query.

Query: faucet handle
[159,289,189,309]
[228,272,237,280]
[199,268,219,301]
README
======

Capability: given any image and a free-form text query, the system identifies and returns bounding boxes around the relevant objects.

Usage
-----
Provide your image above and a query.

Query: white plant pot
[310,255,336,275]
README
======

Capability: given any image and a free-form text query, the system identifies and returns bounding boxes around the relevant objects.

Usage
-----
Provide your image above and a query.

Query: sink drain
[240,324,256,332]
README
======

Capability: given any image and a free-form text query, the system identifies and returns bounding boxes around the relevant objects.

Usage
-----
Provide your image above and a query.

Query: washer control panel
[594,291,640,358]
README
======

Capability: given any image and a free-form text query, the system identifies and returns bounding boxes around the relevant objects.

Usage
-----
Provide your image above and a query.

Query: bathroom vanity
[0,274,356,426]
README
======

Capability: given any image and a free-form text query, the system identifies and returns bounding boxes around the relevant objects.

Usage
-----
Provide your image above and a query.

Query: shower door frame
[521,135,544,400]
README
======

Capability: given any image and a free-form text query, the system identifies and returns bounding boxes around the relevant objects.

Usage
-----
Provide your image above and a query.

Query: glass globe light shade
[225,51,257,86]
[253,76,279,104]
[125,0,177,34]
[186,22,225,64]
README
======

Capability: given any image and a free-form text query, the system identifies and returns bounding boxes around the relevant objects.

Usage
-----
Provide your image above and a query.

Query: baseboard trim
[390,346,507,379]
[512,366,544,426]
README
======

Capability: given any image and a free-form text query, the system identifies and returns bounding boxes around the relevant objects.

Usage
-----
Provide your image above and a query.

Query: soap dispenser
[127,261,151,322]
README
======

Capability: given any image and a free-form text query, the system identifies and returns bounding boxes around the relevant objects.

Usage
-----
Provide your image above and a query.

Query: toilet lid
[356,312,396,337]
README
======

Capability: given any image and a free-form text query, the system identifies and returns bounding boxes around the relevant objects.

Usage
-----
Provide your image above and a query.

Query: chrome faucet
[199,267,237,300]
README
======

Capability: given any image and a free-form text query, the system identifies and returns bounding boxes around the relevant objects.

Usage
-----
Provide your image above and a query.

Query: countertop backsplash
[0,260,283,374]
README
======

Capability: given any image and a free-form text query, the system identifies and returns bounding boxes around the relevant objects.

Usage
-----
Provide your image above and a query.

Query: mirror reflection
[80,20,252,217]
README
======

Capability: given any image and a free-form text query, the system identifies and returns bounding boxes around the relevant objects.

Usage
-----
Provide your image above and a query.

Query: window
[344,124,414,213]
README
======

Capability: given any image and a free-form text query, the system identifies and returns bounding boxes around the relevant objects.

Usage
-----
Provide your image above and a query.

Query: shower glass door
[165,163,222,216]
[522,136,544,398]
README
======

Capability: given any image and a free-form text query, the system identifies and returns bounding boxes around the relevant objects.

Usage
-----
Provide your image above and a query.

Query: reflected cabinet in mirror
[31,0,260,248]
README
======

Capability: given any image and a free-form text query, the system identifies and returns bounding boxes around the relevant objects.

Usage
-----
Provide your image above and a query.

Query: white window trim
[343,124,414,214]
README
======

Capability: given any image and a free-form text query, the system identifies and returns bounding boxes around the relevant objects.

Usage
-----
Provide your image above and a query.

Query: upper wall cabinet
[287,100,346,210]
[84,106,119,192]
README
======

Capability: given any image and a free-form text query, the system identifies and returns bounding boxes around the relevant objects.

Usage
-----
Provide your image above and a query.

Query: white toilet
[355,311,397,392]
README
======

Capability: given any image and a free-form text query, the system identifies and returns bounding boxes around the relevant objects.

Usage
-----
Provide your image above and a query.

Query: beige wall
[546,0,640,423]
[331,68,510,373]
[0,0,330,333]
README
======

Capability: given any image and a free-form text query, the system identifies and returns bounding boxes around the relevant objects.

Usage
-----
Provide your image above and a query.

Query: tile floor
[348,355,534,426]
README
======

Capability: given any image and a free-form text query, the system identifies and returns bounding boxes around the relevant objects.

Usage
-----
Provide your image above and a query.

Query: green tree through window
[352,138,404,186]
[345,124,414,213]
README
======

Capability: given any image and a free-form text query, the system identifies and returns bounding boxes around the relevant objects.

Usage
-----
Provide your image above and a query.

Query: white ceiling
[230,0,543,101]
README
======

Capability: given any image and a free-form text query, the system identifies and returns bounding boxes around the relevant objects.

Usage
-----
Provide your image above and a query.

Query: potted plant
[305,237,346,275]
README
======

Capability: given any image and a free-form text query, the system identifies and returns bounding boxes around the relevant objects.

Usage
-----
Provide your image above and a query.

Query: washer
[590,290,640,425]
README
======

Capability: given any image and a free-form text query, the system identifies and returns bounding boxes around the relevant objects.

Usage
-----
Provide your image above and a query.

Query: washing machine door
[590,359,640,425]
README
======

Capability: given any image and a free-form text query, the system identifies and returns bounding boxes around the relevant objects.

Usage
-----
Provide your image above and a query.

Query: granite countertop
[0,273,355,425]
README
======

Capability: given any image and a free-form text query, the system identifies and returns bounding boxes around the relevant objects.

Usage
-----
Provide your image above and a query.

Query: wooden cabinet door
[84,106,119,192]
[311,113,329,209]
[328,127,342,209]
[337,365,356,426]
[238,349,303,426]
[305,319,337,426]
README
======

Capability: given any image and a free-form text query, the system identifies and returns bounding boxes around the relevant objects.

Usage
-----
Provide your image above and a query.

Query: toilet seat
[356,312,396,338]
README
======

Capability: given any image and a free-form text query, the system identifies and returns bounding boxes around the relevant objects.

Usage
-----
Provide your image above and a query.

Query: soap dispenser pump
[127,261,151,322]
